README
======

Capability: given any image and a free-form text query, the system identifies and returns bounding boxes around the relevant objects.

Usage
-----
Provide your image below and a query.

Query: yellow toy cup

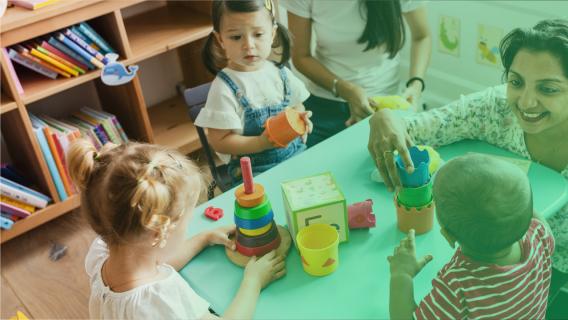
[370,95,411,111]
[296,224,339,276]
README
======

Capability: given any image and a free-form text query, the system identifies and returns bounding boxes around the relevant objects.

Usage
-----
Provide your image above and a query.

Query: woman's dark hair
[202,0,291,74]
[357,0,406,57]
[500,19,568,78]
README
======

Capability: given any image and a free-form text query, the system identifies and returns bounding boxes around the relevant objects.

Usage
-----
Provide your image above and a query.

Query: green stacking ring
[235,197,272,220]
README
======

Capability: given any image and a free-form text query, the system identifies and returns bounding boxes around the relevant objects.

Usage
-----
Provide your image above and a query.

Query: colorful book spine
[63,119,102,150]
[42,126,74,196]
[0,164,31,187]
[48,37,94,70]
[0,195,36,213]
[64,29,108,64]
[56,33,104,69]
[8,48,58,79]
[77,22,115,54]
[30,117,67,200]
[0,215,14,230]
[50,131,76,195]
[0,202,32,218]
[87,108,129,143]
[72,113,109,144]
[0,177,51,204]
[42,41,89,72]
[29,48,75,77]
[2,48,24,94]
[80,107,120,144]
[70,26,101,52]
[37,44,85,74]
[0,183,48,209]
[15,44,71,78]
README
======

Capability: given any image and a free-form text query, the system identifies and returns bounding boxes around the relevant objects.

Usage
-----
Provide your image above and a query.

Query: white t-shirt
[282,0,425,101]
[85,238,210,320]
[194,61,310,163]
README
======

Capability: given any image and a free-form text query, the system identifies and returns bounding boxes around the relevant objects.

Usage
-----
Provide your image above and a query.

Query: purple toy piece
[348,199,376,229]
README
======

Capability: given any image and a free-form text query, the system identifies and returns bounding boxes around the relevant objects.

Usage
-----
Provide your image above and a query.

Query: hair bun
[67,139,98,191]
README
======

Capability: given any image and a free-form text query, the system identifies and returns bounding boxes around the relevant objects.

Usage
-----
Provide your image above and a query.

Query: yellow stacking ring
[239,222,273,237]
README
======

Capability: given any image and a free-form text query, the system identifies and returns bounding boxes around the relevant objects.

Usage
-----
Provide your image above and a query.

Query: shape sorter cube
[281,172,348,243]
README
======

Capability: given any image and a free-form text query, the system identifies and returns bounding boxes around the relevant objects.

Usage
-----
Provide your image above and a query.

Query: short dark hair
[433,154,533,254]
[357,0,406,57]
[500,19,568,78]
[202,0,291,74]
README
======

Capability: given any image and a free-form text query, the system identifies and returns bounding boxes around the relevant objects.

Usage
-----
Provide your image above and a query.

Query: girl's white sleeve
[285,67,311,105]
[405,85,511,147]
[85,237,108,279]
[194,77,242,130]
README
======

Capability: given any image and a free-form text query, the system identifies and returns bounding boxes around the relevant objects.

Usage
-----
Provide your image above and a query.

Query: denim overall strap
[279,66,291,107]
[217,70,251,108]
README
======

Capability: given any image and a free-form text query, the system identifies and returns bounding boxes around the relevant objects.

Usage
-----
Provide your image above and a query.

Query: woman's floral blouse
[405,84,568,273]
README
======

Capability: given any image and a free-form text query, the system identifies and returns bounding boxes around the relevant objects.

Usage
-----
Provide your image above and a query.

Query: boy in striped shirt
[388,154,555,319]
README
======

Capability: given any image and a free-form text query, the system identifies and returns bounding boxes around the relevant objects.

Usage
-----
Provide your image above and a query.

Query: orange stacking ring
[235,183,265,208]
[239,222,273,237]
[236,232,281,257]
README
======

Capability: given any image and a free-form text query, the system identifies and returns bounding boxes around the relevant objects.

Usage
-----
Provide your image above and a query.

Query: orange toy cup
[394,195,435,235]
[263,108,306,148]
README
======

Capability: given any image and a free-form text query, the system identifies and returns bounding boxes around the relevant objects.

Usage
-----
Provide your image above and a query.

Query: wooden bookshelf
[0,0,213,243]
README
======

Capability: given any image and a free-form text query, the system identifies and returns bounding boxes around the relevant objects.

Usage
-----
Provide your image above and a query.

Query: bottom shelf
[148,96,201,154]
[1,195,81,244]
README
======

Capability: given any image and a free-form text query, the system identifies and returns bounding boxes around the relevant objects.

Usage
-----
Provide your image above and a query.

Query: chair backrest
[184,83,231,194]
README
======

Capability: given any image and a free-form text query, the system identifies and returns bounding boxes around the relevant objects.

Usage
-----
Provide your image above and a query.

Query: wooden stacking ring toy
[235,183,265,207]
[236,222,279,247]
[234,210,274,230]
[239,222,273,237]
[235,197,272,220]
[236,232,281,257]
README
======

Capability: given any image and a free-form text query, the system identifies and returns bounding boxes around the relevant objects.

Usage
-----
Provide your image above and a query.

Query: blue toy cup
[396,146,430,187]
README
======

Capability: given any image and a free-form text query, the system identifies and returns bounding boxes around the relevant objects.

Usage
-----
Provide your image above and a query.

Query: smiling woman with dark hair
[368,18,568,312]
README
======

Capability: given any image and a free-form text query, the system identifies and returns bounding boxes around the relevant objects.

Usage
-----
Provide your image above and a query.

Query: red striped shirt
[415,219,555,320]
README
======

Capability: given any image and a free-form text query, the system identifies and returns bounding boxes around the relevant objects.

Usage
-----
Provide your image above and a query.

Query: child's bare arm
[208,128,273,155]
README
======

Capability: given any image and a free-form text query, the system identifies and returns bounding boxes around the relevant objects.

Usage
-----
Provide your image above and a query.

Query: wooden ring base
[226,225,292,267]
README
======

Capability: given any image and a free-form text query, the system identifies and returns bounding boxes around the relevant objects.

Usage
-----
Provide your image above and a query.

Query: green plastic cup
[397,179,433,208]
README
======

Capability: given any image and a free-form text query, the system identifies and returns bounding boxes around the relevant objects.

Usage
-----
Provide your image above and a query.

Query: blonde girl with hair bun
[68,140,286,319]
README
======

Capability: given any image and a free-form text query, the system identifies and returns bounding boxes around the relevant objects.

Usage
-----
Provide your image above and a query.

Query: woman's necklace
[102,260,160,292]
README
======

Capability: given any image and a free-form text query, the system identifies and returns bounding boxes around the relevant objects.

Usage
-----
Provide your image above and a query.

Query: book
[77,22,116,55]
[70,26,101,52]
[0,215,14,230]
[37,44,85,75]
[0,179,49,208]
[0,177,51,204]
[56,33,104,69]
[29,48,75,77]
[0,195,36,213]
[64,29,107,64]
[14,45,69,78]
[80,107,121,144]
[8,48,58,79]
[62,118,102,150]
[9,0,59,10]
[39,116,77,194]
[72,112,109,144]
[32,46,80,76]
[1,48,24,94]
[82,107,128,143]
[0,202,32,218]
[41,125,74,196]
[0,164,31,187]
[29,115,68,200]
[41,41,89,72]
[48,37,94,70]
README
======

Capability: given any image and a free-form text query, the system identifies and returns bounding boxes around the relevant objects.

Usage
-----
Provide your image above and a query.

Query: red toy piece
[204,206,224,221]
[348,199,376,229]
[241,157,254,194]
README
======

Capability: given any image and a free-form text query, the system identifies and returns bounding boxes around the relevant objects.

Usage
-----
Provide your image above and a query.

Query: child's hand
[387,229,433,278]
[207,224,236,250]
[299,111,313,144]
[243,251,286,289]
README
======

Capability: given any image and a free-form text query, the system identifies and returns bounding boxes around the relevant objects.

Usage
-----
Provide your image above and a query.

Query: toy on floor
[348,199,376,229]
[394,146,435,234]
[263,108,306,147]
[226,157,291,267]
[296,223,339,276]
[204,206,224,221]
[281,172,348,243]
[49,241,67,261]
[370,95,411,111]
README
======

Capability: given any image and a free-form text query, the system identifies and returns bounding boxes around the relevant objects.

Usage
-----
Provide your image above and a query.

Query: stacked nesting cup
[394,146,435,234]
[263,108,306,148]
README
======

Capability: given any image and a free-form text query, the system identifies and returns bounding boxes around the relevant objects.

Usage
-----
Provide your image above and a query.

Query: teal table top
[180,119,568,319]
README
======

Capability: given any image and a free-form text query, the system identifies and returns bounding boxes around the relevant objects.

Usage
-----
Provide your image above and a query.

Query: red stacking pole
[240,157,254,194]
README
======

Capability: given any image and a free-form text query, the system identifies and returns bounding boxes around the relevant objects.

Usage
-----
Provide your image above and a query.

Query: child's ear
[440,227,457,249]
[213,31,225,50]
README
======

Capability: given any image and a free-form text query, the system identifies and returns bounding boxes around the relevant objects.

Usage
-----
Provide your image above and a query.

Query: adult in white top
[284,0,431,147]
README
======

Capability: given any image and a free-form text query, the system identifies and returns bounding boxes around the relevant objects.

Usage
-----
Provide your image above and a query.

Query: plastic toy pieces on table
[370,95,411,111]
[348,199,376,229]
[281,172,348,244]
[262,108,306,148]
[226,157,291,267]
[204,206,224,221]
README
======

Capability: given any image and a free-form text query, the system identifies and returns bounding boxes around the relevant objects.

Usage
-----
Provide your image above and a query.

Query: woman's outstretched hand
[339,80,374,126]
[367,109,415,191]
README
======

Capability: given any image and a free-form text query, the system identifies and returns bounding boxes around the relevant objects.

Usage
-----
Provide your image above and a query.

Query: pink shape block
[204,206,224,221]
[348,199,376,229]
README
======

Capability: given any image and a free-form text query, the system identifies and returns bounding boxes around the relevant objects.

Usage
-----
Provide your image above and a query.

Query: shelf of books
[123,3,213,63]
[0,0,213,243]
